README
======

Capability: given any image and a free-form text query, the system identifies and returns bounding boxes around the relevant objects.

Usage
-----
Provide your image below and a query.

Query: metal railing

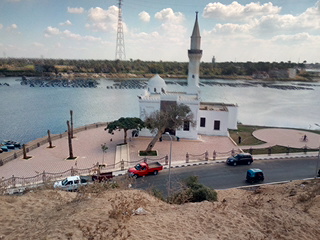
[0,164,99,192]
[0,122,108,166]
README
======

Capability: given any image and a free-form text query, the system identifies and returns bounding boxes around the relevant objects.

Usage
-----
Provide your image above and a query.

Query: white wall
[176,100,199,139]
[226,105,238,130]
[139,98,160,137]
[139,96,200,139]
[139,99,160,121]
[197,110,229,136]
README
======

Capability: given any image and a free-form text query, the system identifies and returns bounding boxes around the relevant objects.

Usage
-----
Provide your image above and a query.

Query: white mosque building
[138,12,238,139]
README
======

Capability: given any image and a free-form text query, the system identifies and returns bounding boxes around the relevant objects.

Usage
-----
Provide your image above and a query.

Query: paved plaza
[0,126,319,179]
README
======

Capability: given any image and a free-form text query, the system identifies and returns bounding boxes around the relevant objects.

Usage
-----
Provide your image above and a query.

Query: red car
[128,162,163,178]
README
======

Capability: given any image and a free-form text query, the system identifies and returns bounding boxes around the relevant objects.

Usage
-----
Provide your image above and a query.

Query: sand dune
[0,179,319,240]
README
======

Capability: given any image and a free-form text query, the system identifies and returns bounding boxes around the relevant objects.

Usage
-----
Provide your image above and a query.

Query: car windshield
[61,178,68,185]
[135,164,142,170]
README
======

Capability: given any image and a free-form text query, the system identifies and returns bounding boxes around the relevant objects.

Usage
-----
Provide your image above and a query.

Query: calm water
[0,77,319,144]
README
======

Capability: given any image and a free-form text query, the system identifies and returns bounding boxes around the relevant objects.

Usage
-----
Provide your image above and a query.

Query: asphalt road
[132,157,319,195]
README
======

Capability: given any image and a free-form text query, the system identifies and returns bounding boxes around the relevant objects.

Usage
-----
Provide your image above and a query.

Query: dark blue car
[226,153,253,166]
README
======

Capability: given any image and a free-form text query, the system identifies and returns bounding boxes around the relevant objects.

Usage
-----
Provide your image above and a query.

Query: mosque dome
[147,74,167,94]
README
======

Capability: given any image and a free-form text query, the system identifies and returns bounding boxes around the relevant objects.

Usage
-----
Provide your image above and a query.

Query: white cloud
[0,24,3,30]
[88,6,117,22]
[32,42,44,47]
[123,9,188,61]
[55,42,62,48]
[154,8,186,40]
[202,1,320,39]
[7,24,18,31]
[62,30,81,40]
[6,24,20,34]
[139,11,150,22]
[155,8,185,24]
[271,32,313,43]
[212,23,252,35]
[294,1,320,30]
[59,20,72,26]
[44,26,61,37]
[86,6,119,32]
[202,24,320,62]
[67,7,84,14]
[44,26,102,43]
[202,0,320,41]
[203,1,281,21]
[62,30,102,42]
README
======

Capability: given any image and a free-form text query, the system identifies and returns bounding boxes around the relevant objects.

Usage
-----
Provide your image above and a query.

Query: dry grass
[295,180,320,212]
[0,178,319,239]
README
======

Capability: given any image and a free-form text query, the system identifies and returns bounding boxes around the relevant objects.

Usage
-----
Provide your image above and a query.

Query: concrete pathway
[241,128,320,149]
[0,127,319,179]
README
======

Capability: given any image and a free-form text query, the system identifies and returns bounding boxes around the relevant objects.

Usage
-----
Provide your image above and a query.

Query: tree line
[1,57,317,78]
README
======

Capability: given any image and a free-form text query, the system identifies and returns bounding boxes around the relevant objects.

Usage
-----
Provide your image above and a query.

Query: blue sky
[0,0,319,63]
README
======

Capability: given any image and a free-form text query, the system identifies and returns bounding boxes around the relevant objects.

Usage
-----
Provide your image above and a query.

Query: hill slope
[0,179,319,240]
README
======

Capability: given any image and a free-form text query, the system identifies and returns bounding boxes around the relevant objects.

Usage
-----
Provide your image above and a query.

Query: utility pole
[115,0,126,60]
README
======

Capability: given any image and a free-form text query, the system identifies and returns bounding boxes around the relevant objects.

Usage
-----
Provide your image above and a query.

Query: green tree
[105,117,144,144]
[144,103,194,152]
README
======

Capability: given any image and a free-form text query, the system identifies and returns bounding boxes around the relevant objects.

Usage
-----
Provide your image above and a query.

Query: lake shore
[1,71,319,82]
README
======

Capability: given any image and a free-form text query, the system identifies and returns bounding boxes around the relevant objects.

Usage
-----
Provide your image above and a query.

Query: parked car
[226,153,253,166]
[54,172,113,191]
[54,176,87,191]
[128,162,163,178]
[246,168,264,183]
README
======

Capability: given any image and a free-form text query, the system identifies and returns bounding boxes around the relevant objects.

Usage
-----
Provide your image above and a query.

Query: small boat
[13,142,21,148]
[1,146,8,152]
[3,140,21,148]
[7,144,15,149]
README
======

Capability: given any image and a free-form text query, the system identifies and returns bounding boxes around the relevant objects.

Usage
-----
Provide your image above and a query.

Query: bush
[139,150,157,156]
[149,187,165,202]
[169,176,218,204]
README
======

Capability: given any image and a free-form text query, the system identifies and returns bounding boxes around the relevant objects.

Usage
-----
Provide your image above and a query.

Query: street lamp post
[165,132,173,197]
[315,123,320,178]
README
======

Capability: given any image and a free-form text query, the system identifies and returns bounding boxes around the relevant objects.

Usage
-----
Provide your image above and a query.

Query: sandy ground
[0,178,319,240]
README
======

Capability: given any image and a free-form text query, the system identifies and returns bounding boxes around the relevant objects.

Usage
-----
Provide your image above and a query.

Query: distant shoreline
[1,72,318,82]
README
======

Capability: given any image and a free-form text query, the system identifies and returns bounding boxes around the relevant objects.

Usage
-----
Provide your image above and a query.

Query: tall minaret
[187,12,202,94]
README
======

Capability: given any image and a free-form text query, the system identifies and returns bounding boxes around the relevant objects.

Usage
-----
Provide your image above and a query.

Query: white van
[54,176,88,191]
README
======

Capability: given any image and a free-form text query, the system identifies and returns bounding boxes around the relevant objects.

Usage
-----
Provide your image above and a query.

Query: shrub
[149,187,165,202]
[169,175,218,204]
[139,150,157,156]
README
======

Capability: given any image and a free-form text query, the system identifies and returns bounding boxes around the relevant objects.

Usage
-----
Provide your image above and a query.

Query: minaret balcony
[188,49,202,54]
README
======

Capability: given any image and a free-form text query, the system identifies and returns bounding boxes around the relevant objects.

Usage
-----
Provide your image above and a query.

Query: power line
[115,0,126,60]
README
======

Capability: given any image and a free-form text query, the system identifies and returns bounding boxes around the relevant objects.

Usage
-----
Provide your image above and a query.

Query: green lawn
[229,124,320,154]
[229,125,267,145]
